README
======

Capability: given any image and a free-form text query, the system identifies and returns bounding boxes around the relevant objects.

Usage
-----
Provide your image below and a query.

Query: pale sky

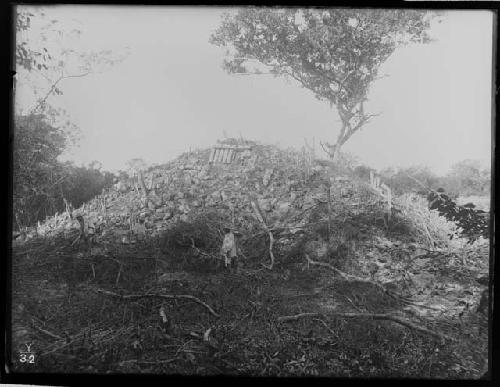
[15,6,494,175]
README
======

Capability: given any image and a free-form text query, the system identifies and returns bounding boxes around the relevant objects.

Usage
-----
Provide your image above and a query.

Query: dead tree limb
[31,323,63,341]
[305,254,350,280]
[93,288,219,318]
[278,312,453,341]
[117,357,181,367]
[304,255,440,310]
[30,71,92,114]
[403,171,431,191]
[277,312,320,322]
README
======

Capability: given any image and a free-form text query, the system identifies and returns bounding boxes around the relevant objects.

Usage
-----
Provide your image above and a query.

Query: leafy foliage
[15,8,52,72]
[211,8,436,158]
[427,190,489,242]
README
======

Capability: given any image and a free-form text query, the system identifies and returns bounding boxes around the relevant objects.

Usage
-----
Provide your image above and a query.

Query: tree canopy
[210,8,436,159]
[15,6,129,116]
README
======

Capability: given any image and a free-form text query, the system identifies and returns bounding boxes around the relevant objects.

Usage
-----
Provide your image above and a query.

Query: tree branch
[93,288,220,318]
[30,71,92,114]
[232,56,353,96]
[232,72,275,76]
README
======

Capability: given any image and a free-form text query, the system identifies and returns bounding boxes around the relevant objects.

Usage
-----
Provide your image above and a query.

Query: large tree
[210,8,436,159]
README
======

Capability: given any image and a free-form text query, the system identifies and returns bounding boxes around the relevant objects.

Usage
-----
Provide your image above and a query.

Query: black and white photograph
[9,4,493,379]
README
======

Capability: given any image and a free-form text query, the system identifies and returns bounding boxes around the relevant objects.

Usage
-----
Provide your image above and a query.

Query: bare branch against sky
[15,6,493,174]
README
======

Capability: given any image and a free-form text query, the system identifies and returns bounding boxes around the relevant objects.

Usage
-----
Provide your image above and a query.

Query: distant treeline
[353,163,490,199]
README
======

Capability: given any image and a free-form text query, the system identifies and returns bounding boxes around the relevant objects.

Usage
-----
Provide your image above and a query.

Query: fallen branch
[39,325,124,358]
[40,330,106,357]
[117,357,180,367]
[313,318,339,337]
[278,312,320,322]
[31,323,63,341]
[278,312,453,341]
[189,238,222,261]
[304,255,439,310]
[305,254,349,280]
[403,171,431,191]
[93,288,219,318]
[115,263,123,285]
[340,293,364,313]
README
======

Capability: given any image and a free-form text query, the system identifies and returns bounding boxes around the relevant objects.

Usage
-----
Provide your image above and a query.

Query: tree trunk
[330,144,341,162]
[328,110,370,161]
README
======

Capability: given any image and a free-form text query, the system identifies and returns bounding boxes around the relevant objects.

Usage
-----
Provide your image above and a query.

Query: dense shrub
[61,163,115,209]
[13,114,115,229]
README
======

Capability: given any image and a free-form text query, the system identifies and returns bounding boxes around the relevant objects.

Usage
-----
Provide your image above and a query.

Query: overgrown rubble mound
[26,143,379,264]
[12,142,490,377]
